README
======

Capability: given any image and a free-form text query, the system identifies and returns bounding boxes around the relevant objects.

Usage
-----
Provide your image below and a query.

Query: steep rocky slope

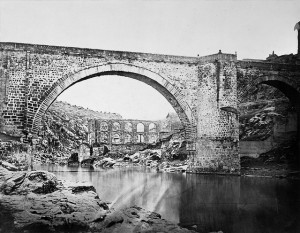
[36,101,122,157]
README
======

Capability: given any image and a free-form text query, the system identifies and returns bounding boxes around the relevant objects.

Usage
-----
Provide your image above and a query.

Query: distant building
[266,51,278,61]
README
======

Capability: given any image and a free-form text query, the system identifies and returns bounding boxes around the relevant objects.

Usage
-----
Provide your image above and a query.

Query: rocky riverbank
[0,165,197,233]
[1,139,299,179]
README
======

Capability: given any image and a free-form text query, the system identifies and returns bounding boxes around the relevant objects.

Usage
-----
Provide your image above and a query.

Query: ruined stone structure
[88,119,160,145]
[0,42,300,173]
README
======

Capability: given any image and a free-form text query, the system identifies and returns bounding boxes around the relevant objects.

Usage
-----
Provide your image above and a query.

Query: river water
[36,165,300,233]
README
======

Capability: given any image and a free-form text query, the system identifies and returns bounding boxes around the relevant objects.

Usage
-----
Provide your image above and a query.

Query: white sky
[0,0,299,120]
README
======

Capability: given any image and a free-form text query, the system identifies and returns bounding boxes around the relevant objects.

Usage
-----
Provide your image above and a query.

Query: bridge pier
[188,56,240,174]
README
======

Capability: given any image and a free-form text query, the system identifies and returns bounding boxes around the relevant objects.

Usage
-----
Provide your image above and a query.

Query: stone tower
[189,53,240,174]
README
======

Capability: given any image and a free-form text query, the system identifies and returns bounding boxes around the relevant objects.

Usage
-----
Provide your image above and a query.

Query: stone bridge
[88,119,160,145]
[0,42,300,173]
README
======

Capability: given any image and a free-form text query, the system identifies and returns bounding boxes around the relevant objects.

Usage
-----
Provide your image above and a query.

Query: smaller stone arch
[124,122,133,132]
[149,123,157,132]
[137,123,145,133]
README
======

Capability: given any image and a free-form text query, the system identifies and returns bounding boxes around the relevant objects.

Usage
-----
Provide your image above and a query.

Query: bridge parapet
[238,60,300,72]
[0,42,200,64]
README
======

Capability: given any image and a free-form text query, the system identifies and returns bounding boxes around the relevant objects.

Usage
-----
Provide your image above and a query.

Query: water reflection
[36,165,300,233]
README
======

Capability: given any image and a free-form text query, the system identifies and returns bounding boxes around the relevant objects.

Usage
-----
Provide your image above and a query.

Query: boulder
[0,170,58,195]
[97,158,116,167]
[70,183,97,194]
[81,157,96,167]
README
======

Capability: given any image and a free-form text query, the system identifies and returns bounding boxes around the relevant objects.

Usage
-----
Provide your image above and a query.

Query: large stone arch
[31,63,196,138]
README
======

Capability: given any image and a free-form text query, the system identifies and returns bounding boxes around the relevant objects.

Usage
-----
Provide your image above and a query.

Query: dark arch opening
[259,80,300,107]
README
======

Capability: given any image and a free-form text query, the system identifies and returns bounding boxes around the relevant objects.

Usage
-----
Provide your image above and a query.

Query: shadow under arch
[31,63,196,138]
[253,76,300,105]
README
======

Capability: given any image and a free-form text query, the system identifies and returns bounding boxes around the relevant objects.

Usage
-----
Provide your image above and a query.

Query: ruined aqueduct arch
[31,63,196,136]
